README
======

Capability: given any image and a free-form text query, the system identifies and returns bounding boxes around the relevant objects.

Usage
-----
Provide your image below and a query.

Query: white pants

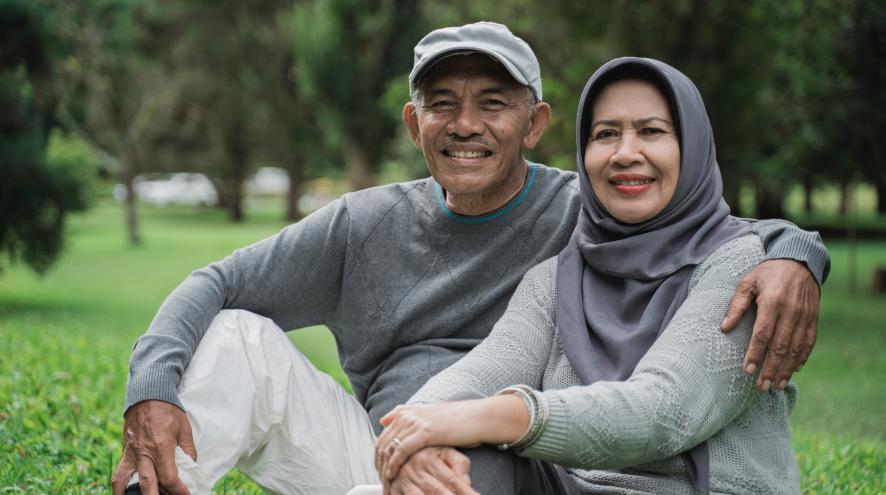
[167,310,381,494]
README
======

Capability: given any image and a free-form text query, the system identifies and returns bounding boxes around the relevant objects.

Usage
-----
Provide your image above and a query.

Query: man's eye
[481,99,507,110]
[427,101,456,111]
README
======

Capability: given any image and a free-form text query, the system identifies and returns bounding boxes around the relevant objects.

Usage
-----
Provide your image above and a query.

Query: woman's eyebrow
[590,119,621,130]
[634,117,672,127]
[591,117,673,130]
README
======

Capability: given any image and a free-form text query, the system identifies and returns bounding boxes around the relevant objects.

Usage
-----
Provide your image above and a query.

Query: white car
[114,173,218,207]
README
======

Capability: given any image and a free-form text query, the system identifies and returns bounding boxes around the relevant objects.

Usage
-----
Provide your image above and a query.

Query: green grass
[1,201,884,493]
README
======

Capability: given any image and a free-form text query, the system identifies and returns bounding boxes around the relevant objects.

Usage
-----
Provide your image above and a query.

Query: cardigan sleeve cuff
[518,391,572,461]
[124,363,185,415]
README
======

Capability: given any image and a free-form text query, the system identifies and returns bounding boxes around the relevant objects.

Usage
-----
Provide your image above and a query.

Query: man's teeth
[446,150,489,158]
[613,179,653,185]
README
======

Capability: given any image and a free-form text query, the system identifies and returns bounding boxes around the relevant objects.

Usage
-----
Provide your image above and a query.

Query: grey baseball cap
[409,21,543,101]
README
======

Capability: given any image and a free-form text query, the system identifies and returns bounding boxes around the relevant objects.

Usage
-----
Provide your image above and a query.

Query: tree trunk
[803,176,814,214]
[722,180,742,217]
[755,182,786,220]
[227,177,244,223]
[838,180,850,217]
[342,136,375,191]
[285,165,304,222]
[225,132,248,223]
[876,179,886,215]
[122,137,141,246]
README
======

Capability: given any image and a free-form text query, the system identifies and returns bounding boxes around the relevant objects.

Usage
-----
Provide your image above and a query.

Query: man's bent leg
[460,446,577,495]
[175,309,379,493]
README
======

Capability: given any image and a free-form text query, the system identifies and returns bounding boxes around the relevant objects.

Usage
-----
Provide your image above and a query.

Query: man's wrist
[762,230,830,286]
[124,363,183,415]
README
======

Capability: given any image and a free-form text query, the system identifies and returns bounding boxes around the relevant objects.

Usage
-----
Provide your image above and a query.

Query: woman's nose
[610,132,643,166]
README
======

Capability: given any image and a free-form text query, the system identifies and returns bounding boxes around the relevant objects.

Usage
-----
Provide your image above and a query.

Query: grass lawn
[1,201,884,493]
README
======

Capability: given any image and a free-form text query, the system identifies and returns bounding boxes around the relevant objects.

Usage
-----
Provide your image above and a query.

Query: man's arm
[726,219,830,391]
[113,198,352,495]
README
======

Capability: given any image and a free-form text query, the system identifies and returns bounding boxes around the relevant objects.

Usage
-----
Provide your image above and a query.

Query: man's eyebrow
[424,88,456,99]
[479,85,516,96]
[423,85,517,99]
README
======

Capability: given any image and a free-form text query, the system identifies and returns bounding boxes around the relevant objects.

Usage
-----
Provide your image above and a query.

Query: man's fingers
[773,318,807,390]
[797,317,817,371]
[136,457,160,495]
[110,449,136,495]
[440,448,471,483]
[722,278,756,332]
[178,420,198,462]
[429,466,478,495]
[755,312,788,392]
[742,304,775,378]
[155,445,191,495]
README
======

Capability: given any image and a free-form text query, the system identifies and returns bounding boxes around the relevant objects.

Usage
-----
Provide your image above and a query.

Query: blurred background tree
[3,0,884,249]
[0,0,94,274]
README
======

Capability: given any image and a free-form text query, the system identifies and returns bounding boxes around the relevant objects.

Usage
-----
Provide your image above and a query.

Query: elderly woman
[375,57,801,494]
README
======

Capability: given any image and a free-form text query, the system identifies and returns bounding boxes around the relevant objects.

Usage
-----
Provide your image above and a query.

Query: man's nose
[447,103,485,137]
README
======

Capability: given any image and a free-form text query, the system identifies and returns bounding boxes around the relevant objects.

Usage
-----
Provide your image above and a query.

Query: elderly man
[113,22,828,495]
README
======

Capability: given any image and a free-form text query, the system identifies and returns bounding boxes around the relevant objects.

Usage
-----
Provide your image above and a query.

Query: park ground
[1,200,884,494]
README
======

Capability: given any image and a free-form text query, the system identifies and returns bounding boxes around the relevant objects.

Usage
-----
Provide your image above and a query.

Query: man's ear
[523,101,552,150]
[402,102,422,149]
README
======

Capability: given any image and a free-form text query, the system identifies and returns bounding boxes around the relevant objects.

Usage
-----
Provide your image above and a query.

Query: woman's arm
[521,234,764,469]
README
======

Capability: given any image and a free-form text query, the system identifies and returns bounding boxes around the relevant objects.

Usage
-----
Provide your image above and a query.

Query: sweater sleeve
[407,258,559,405]
[124,198,351,413]
[748,218,830,286]
[521,235,764,470]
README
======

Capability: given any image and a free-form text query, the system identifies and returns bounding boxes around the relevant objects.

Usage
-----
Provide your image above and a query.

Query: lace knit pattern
[409,234,801,494]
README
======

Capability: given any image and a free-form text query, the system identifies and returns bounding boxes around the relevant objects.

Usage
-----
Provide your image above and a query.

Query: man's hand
[111,400,197,495]
[721,259,820,392]
[385,447,478,495]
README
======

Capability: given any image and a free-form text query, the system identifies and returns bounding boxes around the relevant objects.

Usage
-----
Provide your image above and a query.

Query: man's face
[403,54,548,200]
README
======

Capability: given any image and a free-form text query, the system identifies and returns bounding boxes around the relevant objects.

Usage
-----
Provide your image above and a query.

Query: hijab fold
[556,57,751,494]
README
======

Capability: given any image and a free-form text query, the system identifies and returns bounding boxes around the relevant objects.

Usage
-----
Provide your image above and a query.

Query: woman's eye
[594,129,619,140]
[640,127,665,135]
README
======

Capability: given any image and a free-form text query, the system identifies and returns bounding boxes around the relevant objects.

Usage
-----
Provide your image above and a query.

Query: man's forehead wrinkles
[423,78,521,98]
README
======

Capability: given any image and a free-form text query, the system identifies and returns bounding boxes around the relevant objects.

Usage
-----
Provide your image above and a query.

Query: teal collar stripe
[435,164,538,223]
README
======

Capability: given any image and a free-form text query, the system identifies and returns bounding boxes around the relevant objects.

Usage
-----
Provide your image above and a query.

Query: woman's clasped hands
[374,396,529,494]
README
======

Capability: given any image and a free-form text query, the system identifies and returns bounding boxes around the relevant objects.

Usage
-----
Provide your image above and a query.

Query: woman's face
[584,79,680,224]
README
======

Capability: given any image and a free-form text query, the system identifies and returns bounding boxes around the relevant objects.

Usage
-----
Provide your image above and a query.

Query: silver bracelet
[495,385,548,451]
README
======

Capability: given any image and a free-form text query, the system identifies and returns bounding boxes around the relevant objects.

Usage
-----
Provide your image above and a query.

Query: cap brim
[410,45,531,91]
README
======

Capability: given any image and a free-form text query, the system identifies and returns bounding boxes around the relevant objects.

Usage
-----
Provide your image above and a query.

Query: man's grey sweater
[126,164,830,432]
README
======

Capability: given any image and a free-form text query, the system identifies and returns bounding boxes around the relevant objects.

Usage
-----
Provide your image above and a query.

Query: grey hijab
[556,57,750,493]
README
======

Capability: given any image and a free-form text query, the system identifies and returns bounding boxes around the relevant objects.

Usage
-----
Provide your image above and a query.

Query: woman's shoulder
[689,233,765,289]
[524,255,560,283]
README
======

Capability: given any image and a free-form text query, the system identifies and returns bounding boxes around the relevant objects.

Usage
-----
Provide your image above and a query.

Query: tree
[0,0,92,274]
[53,0,164,244]
[291,0,423,190]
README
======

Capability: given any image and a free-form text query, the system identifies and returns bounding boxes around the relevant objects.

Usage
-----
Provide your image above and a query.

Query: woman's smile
[608,173,657,194]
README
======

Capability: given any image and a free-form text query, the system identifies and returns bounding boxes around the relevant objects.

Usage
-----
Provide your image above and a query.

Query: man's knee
[459,446,567,495]
[459,446,524,494]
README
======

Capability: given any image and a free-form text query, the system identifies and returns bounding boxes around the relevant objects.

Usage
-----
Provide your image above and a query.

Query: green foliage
[46,130,100,207]
[0,0,93,275]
